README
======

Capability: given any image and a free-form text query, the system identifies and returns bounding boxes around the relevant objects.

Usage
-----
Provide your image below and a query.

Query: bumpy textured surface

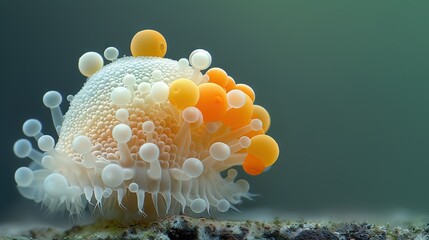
[2,215,429,240]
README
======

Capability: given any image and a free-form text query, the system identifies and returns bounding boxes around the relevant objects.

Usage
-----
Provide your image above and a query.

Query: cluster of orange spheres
[131,30,279,176]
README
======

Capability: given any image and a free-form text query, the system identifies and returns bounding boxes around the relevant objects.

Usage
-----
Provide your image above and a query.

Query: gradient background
[1,1,429,223]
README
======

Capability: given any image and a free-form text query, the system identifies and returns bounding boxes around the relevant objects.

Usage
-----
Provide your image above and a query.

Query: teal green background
[1,1,429,221]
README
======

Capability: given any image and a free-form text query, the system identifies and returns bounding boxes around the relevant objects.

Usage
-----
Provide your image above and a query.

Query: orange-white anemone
[13,29,280,221]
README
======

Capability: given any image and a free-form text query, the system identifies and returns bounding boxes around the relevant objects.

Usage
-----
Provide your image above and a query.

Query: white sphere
[150,81,169,103]
[115,108,129,122]
[189,49,211,70]
[111,87,131,106]
[78,51,104,77]
[112,124,132,143]
[15,167,34,187]
[104,47,119,61]
[38,135,55,151]
[22,119,42,137]
[227,90,246,109]
[209,142,230,161]
[66,95,74,102]
[216,199,230,212]
[250,119,263,131]
[190,198,207,213]
[13,139,32,158]
[239,136,251,148]
[139,143,159,162]
[142,121,155,133]
[102,164,125,188]
[72,135,92,154]
[182,107,200,123]
[182,158,204,178]
[128,182,139,193]
[44,173,68,197]
[43,91,62,108]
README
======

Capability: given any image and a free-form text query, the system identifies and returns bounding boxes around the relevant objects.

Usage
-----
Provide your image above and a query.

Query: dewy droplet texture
[12,29,280,221]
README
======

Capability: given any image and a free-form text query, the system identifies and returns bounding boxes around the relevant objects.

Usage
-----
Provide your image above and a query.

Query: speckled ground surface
[1,215,429,240]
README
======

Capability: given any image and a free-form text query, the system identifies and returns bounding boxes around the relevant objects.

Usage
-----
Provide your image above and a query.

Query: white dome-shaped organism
[12,29,280,221]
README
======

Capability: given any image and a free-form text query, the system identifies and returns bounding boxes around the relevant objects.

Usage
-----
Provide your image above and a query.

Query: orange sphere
[206,68,228,88]
[248,135,279,167]
[242,154,265,176]
[195,83,228,122]
[168,78,199,110]
[130,30,167,57]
